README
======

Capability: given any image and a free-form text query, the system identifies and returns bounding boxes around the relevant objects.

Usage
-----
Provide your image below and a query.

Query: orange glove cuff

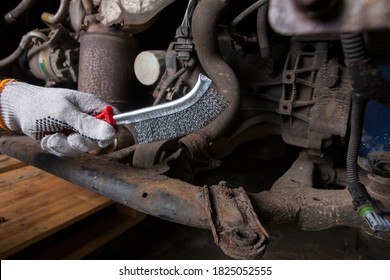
[0,78,16,130]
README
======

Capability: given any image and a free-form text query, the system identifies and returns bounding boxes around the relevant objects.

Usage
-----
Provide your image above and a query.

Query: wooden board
[0,154,145,259]
[20,204,146,259]
[0,154,27,173]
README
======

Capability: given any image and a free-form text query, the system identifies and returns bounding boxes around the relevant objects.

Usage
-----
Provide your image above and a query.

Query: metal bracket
[204,181,269,259]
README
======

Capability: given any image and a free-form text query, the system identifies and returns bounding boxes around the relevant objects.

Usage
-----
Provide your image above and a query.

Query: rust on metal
[269,0,390,35]
[78,20,138,111]
[203,182,269,260]
[2,136,390,258]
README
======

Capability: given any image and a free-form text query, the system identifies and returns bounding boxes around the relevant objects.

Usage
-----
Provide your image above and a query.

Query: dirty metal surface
[204,183,268,259]
[251,152,390,241]
[269,0,390,36]
[279,40,351,151]
[2,135,390,253]
[98,0,175,27]
[78,23,138,111]
[0,136,209,229]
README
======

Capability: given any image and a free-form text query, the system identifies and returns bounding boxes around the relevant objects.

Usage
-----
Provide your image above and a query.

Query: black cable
[346,97,366,184]
[341,32,369,199]
[153,66,189,105]
[3,0,37,24]
[340,32,368,63]
[341,33,390,105]
[256,2,270,59]
[230,0,269,29]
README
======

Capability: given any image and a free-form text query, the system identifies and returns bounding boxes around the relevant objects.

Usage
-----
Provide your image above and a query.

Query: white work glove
[0,81,118,157]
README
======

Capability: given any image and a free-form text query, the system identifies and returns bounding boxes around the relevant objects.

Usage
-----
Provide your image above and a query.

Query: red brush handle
[95,106,118,131]
[44,106,117,137]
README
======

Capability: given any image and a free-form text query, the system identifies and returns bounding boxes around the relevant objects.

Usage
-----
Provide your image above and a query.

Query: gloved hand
[0,81,118,156]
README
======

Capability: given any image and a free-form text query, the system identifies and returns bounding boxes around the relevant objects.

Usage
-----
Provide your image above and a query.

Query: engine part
[98,0,175,29]
[77,22,138,111]
[82,0,95,14]
[180,0,240,157]
[134,50,166,86]
[173,0,195,67]
[132,140,179,169]
[151,0,196,105]
[27,26,78,84]
[279,40,351,152]
[256,1,271,59]
[0,30,48,68]
[69,0,87,32]
[293,0,338,18]
[230,0,269,35]
[152,64,190,105]
[227,0,275,77]
[269,0,390,35]
[3,0,37,24]
[41,0,70,27]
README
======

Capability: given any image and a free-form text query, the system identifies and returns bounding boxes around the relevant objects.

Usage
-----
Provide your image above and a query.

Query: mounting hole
[283,72,295,83]
[142,192,148,198]
[281,103,291,112]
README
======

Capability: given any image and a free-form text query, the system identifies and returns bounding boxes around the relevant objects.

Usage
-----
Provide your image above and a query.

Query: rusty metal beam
[0,136,209,229]
[0,136,271,258]
[2,135,390,242]
[251,152,362,230]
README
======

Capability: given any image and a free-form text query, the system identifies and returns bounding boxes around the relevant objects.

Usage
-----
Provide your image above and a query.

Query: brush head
[132,87,229,144]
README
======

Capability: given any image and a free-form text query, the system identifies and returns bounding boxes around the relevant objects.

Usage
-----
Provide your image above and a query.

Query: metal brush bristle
[133,87,229,144]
